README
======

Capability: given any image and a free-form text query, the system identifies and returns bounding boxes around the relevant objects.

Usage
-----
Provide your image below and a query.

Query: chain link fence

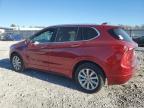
[125,29,144,38]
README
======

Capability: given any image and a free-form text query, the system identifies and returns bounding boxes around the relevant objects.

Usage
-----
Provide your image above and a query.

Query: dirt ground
[0,41,144,108]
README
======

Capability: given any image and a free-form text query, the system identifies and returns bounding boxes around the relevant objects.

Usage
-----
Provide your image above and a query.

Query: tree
[10,24,16,27]
[141,24,144,29]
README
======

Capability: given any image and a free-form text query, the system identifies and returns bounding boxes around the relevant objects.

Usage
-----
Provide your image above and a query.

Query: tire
[75,63,105,93]
[10,54,24,72]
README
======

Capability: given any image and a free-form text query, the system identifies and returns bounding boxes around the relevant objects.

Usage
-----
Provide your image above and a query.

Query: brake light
[121,49,136,68]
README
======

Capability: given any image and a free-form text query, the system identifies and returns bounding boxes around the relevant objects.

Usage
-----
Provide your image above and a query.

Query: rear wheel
[11,54,24,72]
[75,63,105,93]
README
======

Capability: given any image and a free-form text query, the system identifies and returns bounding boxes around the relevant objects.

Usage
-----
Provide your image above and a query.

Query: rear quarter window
[83,27,99,40]
[76,27,99,41]
[109,28,133,42]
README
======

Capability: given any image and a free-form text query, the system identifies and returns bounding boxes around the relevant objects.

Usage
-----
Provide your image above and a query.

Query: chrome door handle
[70,44,80,48]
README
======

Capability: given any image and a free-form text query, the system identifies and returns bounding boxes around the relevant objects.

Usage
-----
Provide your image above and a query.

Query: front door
[26,28,57,70]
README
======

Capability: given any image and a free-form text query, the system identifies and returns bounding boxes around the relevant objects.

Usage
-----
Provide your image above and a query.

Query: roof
[49,24,98,27]
[0,27,43,31]
[14,27,43,31]
[48,24,118,28]
[0,27,13,30]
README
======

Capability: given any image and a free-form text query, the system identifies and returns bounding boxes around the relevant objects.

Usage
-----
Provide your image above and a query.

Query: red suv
[10,24,137,93]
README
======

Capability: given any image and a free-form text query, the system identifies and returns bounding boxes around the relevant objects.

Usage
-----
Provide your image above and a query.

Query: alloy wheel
[12,55,22,71]
[78,68,99,91]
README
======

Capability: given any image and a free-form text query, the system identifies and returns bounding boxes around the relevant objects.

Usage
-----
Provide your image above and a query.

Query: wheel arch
[10,51,24,63]
[10,51,21,59]
[72,60,107,82]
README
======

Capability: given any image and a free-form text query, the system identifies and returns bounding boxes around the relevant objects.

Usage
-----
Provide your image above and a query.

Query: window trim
[53,26,100,43]
[29,26,100,44]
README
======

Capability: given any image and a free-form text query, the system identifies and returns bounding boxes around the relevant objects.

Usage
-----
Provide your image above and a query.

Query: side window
[56,27,78,42]
[83,27,99,40]
[76,27,83,40]
[32,28,57,43]
[76,27,99,41]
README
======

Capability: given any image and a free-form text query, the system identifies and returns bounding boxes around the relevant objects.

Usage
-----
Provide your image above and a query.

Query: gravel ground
[0,41,144,108]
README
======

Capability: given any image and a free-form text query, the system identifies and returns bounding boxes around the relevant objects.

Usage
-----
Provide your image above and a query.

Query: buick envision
[10,24,137,93]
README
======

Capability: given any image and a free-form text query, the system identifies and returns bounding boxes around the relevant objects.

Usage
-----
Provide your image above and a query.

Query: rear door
[46,27,83,75]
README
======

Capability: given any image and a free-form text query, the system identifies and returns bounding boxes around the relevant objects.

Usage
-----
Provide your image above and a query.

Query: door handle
[70,44,80,48]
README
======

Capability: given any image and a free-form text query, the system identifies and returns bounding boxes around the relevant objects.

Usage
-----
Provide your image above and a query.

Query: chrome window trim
[32,26,101,44]
[53,26,100,43]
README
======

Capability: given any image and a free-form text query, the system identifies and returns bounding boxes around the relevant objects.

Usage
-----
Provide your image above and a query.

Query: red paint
[10,24,138,85]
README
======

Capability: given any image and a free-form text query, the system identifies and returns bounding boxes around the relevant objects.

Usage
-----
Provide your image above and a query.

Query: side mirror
[25,39,30,45]
[33,41,40,45]
[27,41,40,49]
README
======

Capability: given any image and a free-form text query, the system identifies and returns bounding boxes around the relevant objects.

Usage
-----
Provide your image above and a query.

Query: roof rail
[101,22,108,25]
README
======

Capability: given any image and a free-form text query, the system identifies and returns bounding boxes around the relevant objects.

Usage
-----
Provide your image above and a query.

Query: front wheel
[11,54,24,72]
[75,63,105,93]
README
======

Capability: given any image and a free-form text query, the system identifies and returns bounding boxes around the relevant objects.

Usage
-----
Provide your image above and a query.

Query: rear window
[109,28,133,42]
[56,27,78,42]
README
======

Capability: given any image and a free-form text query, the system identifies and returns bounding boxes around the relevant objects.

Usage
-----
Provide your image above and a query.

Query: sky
[0,0,144,27]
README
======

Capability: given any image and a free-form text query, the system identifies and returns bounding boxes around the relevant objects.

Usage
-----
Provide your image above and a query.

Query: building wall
[0,27,42,40]
[13,30,39,38]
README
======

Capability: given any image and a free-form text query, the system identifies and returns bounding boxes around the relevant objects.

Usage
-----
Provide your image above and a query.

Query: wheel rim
[78,68,99,90]
[12,56,22,71]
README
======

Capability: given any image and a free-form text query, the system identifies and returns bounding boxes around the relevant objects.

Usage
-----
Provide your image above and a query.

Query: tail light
[121,48,136,68]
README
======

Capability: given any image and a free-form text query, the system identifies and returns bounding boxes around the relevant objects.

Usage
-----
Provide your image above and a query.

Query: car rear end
[103,26,138,85]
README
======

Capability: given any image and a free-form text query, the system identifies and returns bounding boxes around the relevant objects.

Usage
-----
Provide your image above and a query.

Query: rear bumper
[107,66,136,85]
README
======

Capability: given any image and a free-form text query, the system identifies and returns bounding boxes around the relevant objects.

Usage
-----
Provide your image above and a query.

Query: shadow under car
[0,58,79,91]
